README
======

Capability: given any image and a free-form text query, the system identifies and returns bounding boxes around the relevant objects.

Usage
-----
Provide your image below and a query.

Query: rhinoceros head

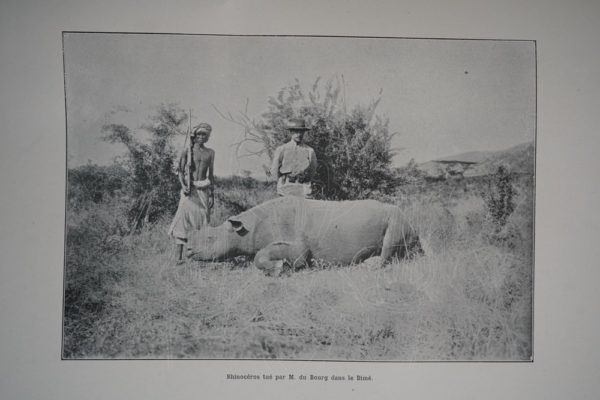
[188,217,252,261]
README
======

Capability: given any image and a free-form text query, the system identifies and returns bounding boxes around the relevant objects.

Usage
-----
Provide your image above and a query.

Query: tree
[220,77,397,200]
[103,103,186,229]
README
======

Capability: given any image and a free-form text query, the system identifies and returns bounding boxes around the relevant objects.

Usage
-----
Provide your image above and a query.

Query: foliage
[102,103,186,228]
[212,176,276,218]
[68,163,128,206]
[394,158,426,185]
[63,198,131,357]
[484,165,516,229]
[224,78,397,200]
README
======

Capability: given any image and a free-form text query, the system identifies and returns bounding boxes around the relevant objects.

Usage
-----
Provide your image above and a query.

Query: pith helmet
[192,123,212,135]
[286,118,310,131]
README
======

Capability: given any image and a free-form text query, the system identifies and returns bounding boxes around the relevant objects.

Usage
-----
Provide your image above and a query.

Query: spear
[186,109,193,194]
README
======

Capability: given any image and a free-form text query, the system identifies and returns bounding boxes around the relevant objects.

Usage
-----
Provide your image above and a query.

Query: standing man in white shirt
[270,118,318,197]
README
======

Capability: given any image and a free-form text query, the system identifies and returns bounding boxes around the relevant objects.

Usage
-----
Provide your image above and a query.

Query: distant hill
[415,142,535,180]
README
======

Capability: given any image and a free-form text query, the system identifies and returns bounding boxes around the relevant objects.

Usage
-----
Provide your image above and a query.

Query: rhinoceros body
[188,197,420,273]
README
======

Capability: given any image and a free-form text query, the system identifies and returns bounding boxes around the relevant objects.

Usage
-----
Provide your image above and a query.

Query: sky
[64,33,535,178]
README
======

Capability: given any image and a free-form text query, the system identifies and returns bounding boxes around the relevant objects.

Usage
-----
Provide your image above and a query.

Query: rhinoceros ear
[227,218,251,235]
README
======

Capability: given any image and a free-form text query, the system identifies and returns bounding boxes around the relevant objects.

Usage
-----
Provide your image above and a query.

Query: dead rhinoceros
[188,196,421,275]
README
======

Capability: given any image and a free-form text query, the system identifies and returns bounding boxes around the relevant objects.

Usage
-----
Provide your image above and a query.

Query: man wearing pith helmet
[270,118,318,197]
[168,122,215,264]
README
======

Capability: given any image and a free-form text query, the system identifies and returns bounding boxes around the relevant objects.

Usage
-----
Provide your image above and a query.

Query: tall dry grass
[63,176,533,360]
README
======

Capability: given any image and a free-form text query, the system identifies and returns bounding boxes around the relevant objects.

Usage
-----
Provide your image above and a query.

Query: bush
[102,104,185,228]
[212,176,276,222]
[483,165,516,229]
[68,163,128,207]
[230,78,397,200]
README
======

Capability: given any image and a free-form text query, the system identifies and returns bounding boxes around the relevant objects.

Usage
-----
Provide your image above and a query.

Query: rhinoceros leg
[350,246,380,264]
[254,241,311,276]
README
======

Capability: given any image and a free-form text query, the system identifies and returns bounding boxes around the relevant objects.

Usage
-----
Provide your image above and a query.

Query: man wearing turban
[168,123,215,264]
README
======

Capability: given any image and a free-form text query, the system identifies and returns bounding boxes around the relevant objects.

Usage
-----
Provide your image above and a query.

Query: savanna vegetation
[219,78,396,200]
[63,81,533,360]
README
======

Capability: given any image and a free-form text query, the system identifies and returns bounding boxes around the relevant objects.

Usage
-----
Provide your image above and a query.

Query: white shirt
[270,140,317,179]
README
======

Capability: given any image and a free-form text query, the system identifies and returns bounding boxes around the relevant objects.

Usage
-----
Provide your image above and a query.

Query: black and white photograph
[4,1,600,399]
[63,33,535,361]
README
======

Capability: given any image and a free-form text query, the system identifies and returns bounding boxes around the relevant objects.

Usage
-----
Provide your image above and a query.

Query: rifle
[186,109,193,194]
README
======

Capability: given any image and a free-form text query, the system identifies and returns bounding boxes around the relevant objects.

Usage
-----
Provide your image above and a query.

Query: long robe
[168,188,210,245]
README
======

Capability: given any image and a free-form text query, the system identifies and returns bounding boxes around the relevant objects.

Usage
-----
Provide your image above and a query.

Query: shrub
[68,163,128,207]
[226,78,397,200]
[483,165,516,229]
[212,176,275,222]
[102,104,185,228]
